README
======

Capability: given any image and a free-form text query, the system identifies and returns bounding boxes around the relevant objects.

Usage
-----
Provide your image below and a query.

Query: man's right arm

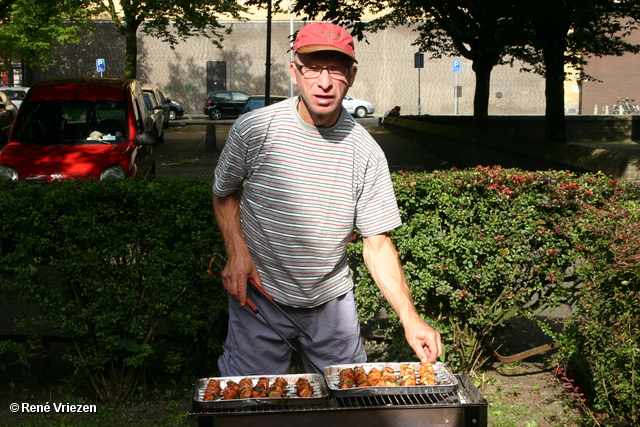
[213,192,260,306]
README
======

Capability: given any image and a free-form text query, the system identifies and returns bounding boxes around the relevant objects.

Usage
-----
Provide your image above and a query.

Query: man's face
[290,51,357,127]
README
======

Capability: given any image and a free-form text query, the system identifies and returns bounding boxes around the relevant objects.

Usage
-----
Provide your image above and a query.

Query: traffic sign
[96,58,106,73]
[452,60,461,73]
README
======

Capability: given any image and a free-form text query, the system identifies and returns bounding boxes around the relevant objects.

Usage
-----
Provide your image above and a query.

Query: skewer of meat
[252,377,270,397]
[418,362,436,385]
[296,377,314,397]
[267,377,288,397]
[367,367,382,386]
[203,378,222,401]
[238,377,253,398]
[338,368,355,389]
[379,366,399,386]
[221,380,240,400]
[353,366,369,387]
[399,364,417,386]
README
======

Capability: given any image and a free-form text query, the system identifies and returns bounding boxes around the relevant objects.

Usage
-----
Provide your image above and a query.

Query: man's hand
[219,253,260,306]
[403,316,443,363]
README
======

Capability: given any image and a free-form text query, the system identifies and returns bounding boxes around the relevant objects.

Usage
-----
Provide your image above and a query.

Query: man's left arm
[362,233,443,362]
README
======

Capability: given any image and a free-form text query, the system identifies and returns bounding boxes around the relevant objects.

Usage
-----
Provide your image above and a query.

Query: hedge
[0,168,638,423]
[0,177,226,401]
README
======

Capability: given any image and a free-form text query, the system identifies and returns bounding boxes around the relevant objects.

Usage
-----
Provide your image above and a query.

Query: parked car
[240,95,288,115]
[143,86,170,128]
[204,91,250,120]
[143,92,165,143]
[168,100,184,120]
[0,86,29,108]
[0,78,157,182]
[0,92,17,146]
[342,94,375,118]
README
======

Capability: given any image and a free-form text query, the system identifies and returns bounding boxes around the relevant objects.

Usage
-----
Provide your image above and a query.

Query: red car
[0,78,158,182]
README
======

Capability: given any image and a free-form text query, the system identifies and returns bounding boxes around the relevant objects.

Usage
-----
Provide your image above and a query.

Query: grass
[472,362,585,427]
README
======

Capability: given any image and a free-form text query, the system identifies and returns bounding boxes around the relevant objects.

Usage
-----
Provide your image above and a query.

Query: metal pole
[265,0,272,105]
[454,73,458,115]
[289,2,295,97]
[418,68,421,115]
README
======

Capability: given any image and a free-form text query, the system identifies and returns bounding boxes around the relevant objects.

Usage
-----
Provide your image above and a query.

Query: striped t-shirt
[213,97,401,308]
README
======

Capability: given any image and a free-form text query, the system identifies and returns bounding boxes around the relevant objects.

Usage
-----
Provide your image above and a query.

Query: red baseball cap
[294,22,357,63]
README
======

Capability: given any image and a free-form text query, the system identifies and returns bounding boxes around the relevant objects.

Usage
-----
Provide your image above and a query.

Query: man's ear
[348,65,358,87]
[290,62,299,86]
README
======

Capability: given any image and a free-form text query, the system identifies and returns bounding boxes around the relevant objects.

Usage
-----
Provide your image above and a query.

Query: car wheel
[169,109,177,120]
[209,108,222,120]
[354,106,367,118]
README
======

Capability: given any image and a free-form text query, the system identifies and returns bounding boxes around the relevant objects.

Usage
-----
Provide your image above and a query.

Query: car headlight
[100,165,126,180]
[0,164,18,181]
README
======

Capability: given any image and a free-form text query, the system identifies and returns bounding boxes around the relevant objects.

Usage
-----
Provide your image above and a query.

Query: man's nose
[316,68,334,87]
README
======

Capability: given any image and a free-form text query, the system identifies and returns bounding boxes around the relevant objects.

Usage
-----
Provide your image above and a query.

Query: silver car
[342,94,375,118]
[0,86,28,108]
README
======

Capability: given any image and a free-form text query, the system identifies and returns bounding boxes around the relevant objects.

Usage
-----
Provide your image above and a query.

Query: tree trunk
[471,55,495,130]
[124,23,138,79]
[543,40,567,143]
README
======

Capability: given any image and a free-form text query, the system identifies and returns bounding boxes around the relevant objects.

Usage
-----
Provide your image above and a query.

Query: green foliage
[351,167,623,375]
[0,177,226,402]
[555,183,640,425]
[0,0,90,73]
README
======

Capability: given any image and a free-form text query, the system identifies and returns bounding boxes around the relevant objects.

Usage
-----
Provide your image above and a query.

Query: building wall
[581,30,640,116]
[41,20,632,119]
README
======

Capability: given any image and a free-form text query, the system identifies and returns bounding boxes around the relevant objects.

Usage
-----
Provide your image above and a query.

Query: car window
[215,92,232,101]
[134,94,146,133]
[13,100,128,144]
[143,94,153,111]
[2,90,25,100]
[233,92,250,102]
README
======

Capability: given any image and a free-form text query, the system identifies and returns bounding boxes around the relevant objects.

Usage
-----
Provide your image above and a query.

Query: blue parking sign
[452,60,461,73]
[96,58,106,73]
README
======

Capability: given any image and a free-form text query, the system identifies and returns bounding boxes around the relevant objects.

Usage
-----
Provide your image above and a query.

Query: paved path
[154,117,445,180]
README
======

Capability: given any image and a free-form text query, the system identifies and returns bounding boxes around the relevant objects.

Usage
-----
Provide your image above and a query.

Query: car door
[231,92,250,116]
[132,89,155,178]
[215,92,233,116]
[143,93,163,139]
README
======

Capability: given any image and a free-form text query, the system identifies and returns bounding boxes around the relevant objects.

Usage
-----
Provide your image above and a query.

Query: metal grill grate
[336,390,457,408]
[190,375,488,427]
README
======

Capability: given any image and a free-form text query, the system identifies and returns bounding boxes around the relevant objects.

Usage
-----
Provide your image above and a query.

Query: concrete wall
[384,116,640,183]
[32,20,640,120]
[402,115,640,142]
[34,21,547,118]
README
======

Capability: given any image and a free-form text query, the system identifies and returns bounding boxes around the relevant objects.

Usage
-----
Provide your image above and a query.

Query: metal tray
[324,362,458,396]
[192,373,329,410]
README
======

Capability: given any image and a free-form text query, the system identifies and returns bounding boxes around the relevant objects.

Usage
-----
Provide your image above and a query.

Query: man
[213,22,442,376]
[382,105,401,124]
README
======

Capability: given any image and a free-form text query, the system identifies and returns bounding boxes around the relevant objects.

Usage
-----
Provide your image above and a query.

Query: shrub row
[348,167,638,424]
[0,177,227,401]
[0,168,638,423]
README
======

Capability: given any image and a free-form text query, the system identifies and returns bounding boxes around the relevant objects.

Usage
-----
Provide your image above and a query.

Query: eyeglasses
[294,62,352,79]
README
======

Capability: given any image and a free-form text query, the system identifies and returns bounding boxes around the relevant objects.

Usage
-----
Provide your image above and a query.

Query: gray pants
[218,289,367,376]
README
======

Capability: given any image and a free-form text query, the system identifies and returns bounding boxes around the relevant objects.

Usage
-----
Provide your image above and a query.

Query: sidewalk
[154,118,446,180]
[154,122,227,181]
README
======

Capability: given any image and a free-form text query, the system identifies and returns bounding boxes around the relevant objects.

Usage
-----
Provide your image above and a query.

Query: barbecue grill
[189,374,487,426]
